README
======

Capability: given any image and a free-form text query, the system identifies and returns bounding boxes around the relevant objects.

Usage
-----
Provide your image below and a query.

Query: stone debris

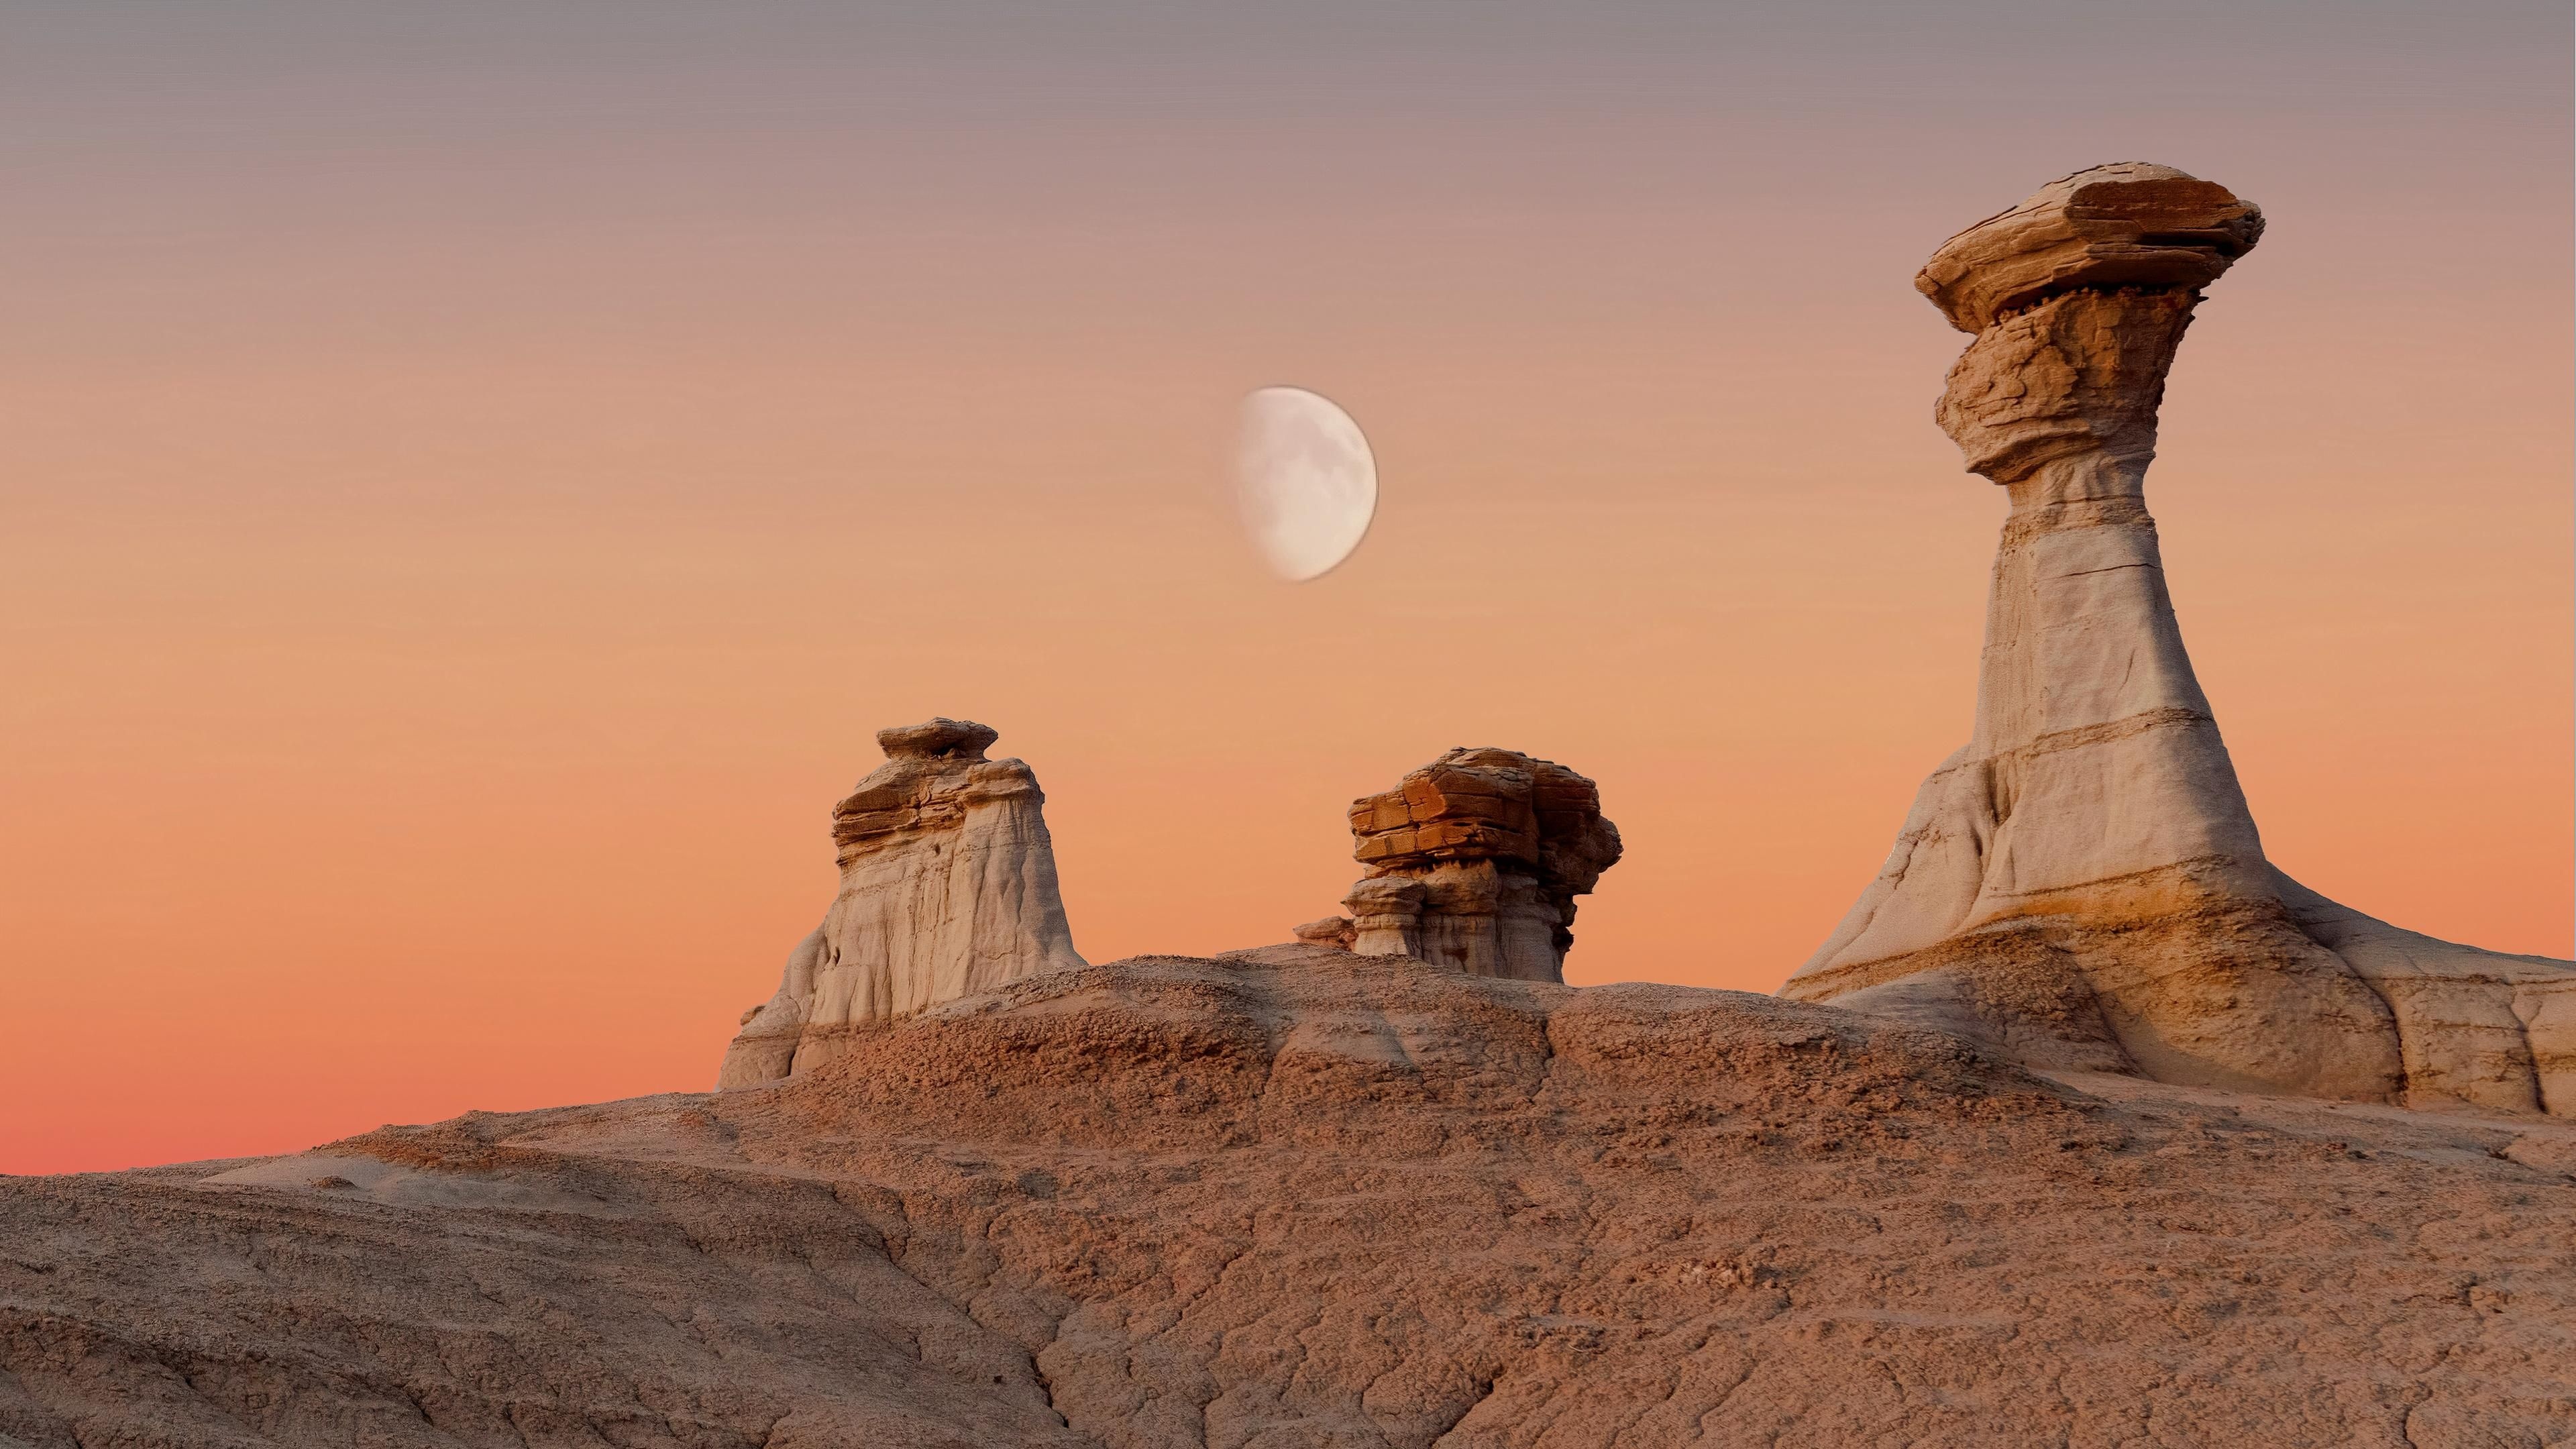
[1782,164,2574,1116]
[718,719,1084,1087]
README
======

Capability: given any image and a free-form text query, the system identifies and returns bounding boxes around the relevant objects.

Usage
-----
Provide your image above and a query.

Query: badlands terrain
[8,948,2575,1447]
[5,164,2571,1446]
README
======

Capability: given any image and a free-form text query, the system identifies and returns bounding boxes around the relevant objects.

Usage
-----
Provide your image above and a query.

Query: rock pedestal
[1781,164,2573,1116]
[718,720,1085,1087]
[1311,748,1621,983]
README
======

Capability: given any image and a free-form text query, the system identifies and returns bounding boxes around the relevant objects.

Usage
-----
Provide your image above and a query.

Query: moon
[1232,386,1377,582]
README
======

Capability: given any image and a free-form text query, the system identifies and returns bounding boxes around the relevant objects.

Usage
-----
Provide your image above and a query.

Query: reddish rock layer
[1327,748,1622,981]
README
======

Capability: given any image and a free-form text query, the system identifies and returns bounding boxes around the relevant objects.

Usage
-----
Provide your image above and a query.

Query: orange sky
[4,4,2569,1173]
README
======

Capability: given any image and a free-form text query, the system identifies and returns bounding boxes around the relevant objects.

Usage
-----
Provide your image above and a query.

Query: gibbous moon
[1232,386,1377,582]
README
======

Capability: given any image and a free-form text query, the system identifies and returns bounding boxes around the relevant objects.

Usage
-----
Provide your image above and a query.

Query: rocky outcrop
[1291,915,1358,950]
[718,719,1084,1087]
[1313,748,1621,982]
[1782,164,2574,1116]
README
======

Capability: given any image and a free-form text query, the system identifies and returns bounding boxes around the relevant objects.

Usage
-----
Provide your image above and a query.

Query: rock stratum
[9,949,2575,1447]
[1780,164,2575,1116]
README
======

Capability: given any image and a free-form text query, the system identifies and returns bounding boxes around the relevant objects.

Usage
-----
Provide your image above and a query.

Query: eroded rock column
[1307,748,1621,983]
[718,719,1085,1087]
[1783,164,2573,1114]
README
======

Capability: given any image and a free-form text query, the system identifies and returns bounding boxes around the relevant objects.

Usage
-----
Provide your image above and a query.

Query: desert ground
[7,948,2573,1448]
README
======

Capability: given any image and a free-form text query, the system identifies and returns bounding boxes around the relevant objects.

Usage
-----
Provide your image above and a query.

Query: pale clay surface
[5,166,2571,1448]
[1781,164,2573,1116]
[7,951,2573,1446]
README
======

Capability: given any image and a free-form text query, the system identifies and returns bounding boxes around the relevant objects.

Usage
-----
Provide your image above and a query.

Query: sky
[3,1,2568,1175]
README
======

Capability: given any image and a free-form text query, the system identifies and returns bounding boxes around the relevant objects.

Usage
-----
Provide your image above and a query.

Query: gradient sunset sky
[5,1,2569,1174]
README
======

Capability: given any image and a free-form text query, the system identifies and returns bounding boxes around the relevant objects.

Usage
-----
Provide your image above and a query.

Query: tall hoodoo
[1316,747,1621,982]
[1783,164,2573,1115]
[718,719,1084,1087]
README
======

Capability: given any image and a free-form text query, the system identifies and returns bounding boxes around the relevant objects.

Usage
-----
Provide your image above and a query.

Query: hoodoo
[1303,747,1621,982]
[1782,164,2573,1115]
[718,719,1084,1087]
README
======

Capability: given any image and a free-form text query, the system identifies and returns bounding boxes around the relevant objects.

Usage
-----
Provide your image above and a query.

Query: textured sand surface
[7,948,2572,1447]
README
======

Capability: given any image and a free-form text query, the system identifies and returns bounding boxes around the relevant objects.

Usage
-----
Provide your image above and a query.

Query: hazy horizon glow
[4,1,2568,1173]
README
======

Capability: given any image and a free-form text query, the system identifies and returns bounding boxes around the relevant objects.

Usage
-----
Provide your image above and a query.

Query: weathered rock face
[718,719,1084,1087]
[1782,164,2575,1116]
[1316,748,1621,982]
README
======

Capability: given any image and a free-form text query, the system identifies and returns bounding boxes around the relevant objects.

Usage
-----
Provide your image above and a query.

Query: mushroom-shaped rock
[718,719,1085,1087]
[1332,748,1621,982]
[1914,162,2263,335]
[1782,166,2574,1116]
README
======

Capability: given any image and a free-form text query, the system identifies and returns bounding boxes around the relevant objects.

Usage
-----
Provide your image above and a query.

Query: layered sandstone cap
[1915,162,2264,333]
[877,717,1000,760]
[831,717,1036,863]
[1348,747,1622,896]
[1324,747,1621,982]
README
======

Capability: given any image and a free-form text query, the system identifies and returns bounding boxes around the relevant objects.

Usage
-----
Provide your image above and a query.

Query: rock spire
[1782,164,2573,1116]
[1307,748,1621,982]
[718,719,1085,1087]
